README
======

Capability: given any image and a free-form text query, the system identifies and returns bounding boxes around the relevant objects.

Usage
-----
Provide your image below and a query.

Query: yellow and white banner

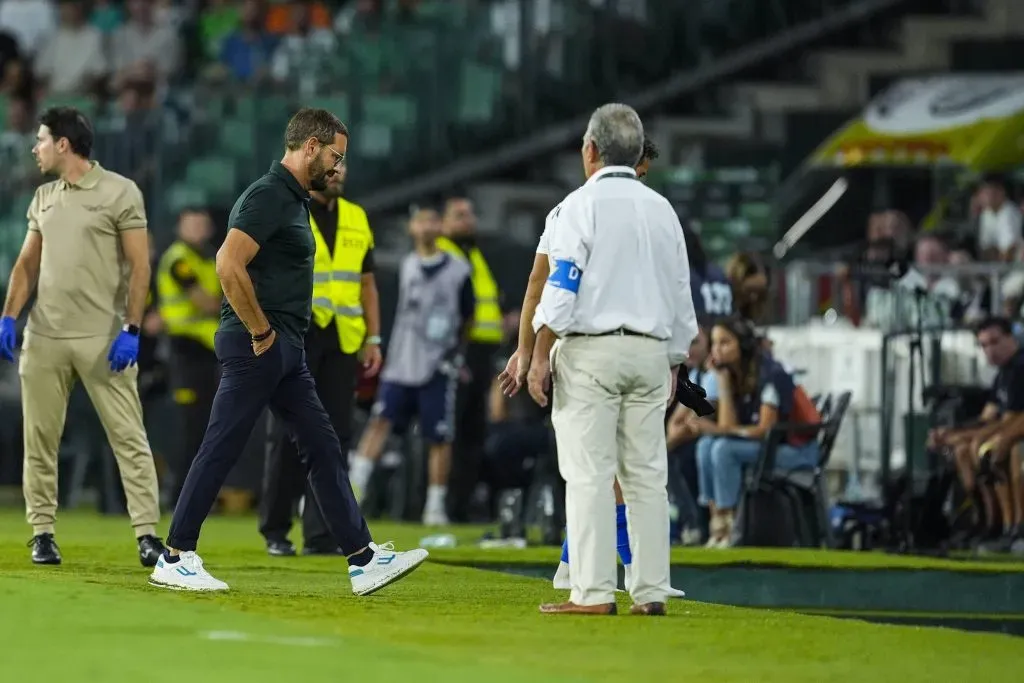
[812,74,1024,170]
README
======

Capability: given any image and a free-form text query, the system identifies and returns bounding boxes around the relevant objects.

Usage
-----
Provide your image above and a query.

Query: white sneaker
[349,542,428,596]
[623,565,686,599]
[680,527,702,546]
[552,561,570,590]
[148,551,229,591]
[422,508,449,527]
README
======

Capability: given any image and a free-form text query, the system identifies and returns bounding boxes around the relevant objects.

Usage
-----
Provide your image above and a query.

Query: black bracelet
[252,328,273,342]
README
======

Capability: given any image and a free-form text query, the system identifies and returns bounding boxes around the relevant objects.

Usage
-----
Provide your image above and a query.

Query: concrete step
[809,47,950,108]
[730,82,824,113]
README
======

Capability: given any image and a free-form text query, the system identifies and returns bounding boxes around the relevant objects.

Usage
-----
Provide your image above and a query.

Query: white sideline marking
[200,630,337,647]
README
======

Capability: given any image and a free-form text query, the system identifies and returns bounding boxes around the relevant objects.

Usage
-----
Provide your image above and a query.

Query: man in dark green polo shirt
[150,108,427,596]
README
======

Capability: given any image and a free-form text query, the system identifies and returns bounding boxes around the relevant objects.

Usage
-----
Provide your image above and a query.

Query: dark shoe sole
[268,547,297,557]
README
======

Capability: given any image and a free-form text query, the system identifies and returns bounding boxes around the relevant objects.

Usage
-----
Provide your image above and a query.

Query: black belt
[566,327,664,341]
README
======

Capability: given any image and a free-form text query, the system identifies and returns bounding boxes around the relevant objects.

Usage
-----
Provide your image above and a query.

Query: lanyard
[596,171,638,181]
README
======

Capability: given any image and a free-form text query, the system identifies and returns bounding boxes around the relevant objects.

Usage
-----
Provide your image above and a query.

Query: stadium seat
[355,123,393,159]
[363,94,416,130]
[39,96,97,119]
[219,117,257,162]
[307,95,350,124]
[184,157,236,201]
[458,62,502,124]
[165,183,209,214]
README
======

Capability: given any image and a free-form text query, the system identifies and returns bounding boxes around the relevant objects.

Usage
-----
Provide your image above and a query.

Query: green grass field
[1,510,1023,683]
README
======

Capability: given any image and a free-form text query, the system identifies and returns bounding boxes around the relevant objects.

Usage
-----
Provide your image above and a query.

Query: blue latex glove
[107,330,139,372]
[0,316,16,362]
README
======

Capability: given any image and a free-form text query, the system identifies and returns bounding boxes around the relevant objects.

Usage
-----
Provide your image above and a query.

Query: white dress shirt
[979,202,1023,255]
[533,165,698,366]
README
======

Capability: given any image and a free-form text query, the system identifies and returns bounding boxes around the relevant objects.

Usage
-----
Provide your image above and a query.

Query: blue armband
[548,259,582,294]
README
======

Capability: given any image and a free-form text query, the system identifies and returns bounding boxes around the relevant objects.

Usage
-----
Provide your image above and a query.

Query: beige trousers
[551,335,671,606]
[19,331,159,538]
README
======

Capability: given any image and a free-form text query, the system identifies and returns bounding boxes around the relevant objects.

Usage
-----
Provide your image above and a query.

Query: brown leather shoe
[539,601,617,615]
[630,602,666,616]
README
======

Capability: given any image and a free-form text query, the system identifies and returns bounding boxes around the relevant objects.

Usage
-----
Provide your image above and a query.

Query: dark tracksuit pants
[447,341,497,522]
[168,339,220,504]
[258,323,359,548]
[167,330,371,554]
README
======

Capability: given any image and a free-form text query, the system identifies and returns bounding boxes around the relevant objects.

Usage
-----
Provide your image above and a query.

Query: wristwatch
[123,323,140,336]
[365,335,382,345]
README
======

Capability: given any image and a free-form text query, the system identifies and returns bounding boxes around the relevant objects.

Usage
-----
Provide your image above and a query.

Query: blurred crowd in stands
[836,174,1024,334]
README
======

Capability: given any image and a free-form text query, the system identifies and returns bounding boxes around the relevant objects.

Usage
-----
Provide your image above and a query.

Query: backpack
[788,385,822,446]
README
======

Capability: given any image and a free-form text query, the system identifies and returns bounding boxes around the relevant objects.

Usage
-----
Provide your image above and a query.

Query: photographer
[932,317,1024,552]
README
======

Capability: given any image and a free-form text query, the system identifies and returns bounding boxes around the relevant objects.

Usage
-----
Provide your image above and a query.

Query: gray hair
[583,103,644,167]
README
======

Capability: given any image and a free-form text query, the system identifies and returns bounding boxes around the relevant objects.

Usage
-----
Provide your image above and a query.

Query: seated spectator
[913,233,960,301]
[0,96,41,191]
[695,316,821,547]
[111,0,183,90]
[89,0,123,34]
[724,251,768,323]
[200,0,241,60]
[977,174,1022,263]
[35,0,108,97]
[270,1,337,87]
[0,0,57,58]
[98,78,160,200]
[484,318,551,536]
[266,0,333,35]
[216,0,279,84]
[665,325,718,545]
[1,53,37,101]
[931,317,1024,554]
[949,247,992,325]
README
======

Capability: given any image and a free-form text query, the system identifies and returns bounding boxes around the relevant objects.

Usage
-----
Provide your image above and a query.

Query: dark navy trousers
[166,330,372,554]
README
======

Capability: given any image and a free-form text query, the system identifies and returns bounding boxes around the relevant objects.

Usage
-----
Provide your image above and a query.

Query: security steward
[438,196,503,522]
[156,207,223,503]
[258,162,383,556]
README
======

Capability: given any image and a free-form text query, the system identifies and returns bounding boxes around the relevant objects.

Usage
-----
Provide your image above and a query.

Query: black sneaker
[29,533,62,565]
[137,535,166,567]
[266,539,296,557]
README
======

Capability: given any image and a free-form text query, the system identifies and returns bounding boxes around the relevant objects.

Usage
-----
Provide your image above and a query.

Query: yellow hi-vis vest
[436,236,502,344]
[156,241,221,351]
[310,198,373,354]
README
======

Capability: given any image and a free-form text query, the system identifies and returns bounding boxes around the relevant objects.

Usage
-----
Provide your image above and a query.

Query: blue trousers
[696,436,819,509]
[167,331,372,554]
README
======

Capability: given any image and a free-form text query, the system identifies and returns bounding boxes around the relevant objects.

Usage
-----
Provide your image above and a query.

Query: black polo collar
[269,161,309,200]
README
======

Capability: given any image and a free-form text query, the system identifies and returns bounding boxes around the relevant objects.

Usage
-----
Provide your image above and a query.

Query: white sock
[426,484,447,512]
[350,455,374,492]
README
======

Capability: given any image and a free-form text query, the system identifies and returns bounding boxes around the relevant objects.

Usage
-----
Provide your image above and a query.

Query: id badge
[425,314,451,342]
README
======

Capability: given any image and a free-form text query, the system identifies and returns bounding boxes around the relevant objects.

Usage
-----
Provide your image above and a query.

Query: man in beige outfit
[0,107,164,567]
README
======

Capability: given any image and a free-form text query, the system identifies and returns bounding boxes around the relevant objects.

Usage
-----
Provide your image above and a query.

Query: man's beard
[307,157,332,192]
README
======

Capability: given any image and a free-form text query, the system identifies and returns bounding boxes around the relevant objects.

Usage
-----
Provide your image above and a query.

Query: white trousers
[551,334,671,606]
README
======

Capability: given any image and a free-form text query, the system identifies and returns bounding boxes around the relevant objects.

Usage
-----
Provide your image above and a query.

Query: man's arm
[458,273,476,344]
[360,272,381,339]
[668,209,698,368]
[532,197,590,339]
[216,229,270,334]
[360,247,380,340]
[217,187,282,334]
[120,229,151,326]
[517,252,548,358]
[2,231,42,319]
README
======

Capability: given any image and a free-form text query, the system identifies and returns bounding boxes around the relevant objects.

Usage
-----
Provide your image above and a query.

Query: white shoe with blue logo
[349,541,428,596]
[148,551,229,591]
